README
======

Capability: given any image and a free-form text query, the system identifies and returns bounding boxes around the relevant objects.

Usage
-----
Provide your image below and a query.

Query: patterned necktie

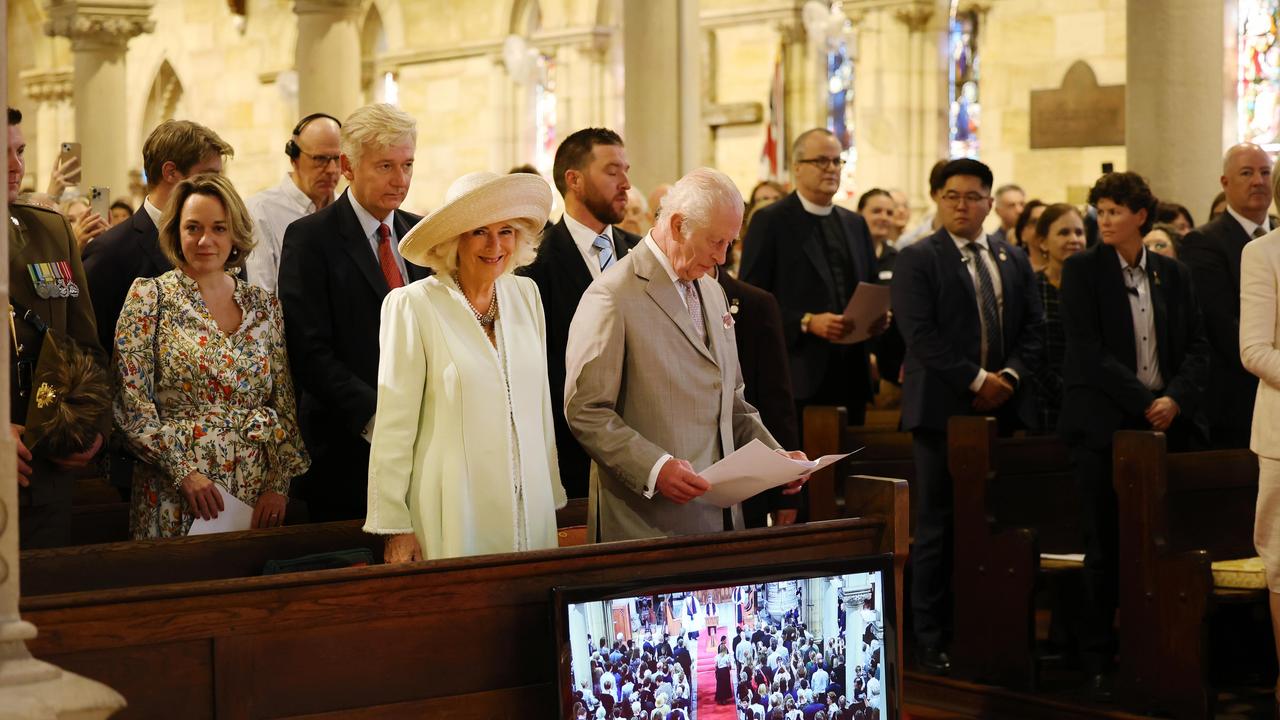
[678,280,707,346]
[966,242,1003,369]
[377,223,404,290]
[593,233,615,270]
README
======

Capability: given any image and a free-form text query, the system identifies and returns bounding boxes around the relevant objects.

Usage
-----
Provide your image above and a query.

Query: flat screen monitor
[552,555,897,720]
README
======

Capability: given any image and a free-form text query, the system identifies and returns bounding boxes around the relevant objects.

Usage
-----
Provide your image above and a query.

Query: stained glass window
[533,55,557,177]
[1238,0,1280,152]
[948,8,980,159]
[827,38,858,186]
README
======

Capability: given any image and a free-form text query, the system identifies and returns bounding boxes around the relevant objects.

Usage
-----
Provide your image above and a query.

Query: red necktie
[377,223,404,290]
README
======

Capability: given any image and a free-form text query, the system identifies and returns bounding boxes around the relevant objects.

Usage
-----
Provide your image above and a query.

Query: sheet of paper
[835,281,892,345]
[697,439,861,509]
[187,490,254,536]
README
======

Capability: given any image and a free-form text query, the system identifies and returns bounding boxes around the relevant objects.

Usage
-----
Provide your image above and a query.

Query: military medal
[27,263,52,299]
[56,261,80,297]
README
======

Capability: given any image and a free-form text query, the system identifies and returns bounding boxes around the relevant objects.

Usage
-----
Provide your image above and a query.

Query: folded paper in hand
[834,281,891,345]
[698,439,861,509]
[188,491,254,536]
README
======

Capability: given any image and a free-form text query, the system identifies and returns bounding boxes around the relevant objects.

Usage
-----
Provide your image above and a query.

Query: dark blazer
[277,190,428,519]
[1178,212,1258,447]
[81,205,171,353]
[890,228,1044,432]
[718,271,799,525]
[518,218,639,499]
[1057,243,1210,449]
[739,192,878,402]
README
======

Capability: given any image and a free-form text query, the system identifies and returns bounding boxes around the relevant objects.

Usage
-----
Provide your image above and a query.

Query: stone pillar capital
[44,0,155,51]
[957,1,993,16]
[292,0,363,17]
[893,3,934,33]
[20,68,74,104]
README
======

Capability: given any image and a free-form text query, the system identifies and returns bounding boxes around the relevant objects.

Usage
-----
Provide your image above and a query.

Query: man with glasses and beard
[741,128,887,430]
[521,127,641,500]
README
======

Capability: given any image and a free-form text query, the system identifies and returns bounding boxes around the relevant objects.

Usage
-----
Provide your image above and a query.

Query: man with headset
[245,112,342,293]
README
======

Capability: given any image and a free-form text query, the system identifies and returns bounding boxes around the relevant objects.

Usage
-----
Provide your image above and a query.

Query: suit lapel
[635,244,717,364]
[1099,244,1138,370]
[785,196,837,298]
[132,208,169,274]
[1148,252,1172,374]
[393,210,430,282]
[1220,213,1252,295]
[991,236,1018,334]
[613,226,637,260]
[839,209,868,285]
[937,231,978,306]
[335,192,392,298]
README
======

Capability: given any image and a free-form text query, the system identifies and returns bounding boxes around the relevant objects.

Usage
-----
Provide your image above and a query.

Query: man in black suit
[718,267,799,526]
[278,103,429,522]
[519,127,639,499]
[1177,143,1272,448]
[82,120,232,353]
[740,128,886,430]
[1059,172,1209,694]
[890,159,1044,674]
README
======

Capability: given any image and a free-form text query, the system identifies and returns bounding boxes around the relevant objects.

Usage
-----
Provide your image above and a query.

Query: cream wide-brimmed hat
[398,171,553,266]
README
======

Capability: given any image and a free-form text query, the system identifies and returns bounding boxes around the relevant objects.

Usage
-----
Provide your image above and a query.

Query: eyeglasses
[300,150,341,169]
[797,156,846,170]
[940,191,991,206]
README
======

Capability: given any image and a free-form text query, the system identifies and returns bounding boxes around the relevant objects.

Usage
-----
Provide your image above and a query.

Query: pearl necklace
[453,273,498,326]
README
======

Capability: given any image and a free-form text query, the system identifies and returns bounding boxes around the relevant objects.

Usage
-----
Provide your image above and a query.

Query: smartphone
[89,186,110,220]
[59,142,82,185]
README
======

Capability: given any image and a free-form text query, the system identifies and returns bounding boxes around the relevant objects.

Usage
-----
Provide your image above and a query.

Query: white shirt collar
[1117,244,1148,272]
[643,232,682,285]
[348,192,396,240]
[564,211,613,254]
[1226,204,1271,238]
[143,196,163,229]
[949,231,989,252]
[797,192,835,216]
[278,172,320,214]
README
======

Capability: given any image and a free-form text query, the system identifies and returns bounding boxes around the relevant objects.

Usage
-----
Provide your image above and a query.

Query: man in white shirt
[245,113,341,293]
[520,128,642,499]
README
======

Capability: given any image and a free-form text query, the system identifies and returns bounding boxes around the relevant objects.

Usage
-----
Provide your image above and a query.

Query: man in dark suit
[278,103,429,522]
[519,127,639,499]
[1059,172,1209,694]
[8,108,105,548]
[718,267,799,526]
[1177,143,1272,448]
[740,128,886,430]
[890,158,1044,674]
[82,120,233,353]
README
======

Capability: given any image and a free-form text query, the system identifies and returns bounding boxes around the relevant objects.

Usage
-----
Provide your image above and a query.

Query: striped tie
[593,233,615,270]
[966,242,1003,369]
[679,280,707,346]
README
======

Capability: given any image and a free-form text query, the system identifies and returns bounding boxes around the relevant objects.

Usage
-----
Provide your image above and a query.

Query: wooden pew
[1112,432,1263,719]
[804,405,913,521]
[946,416,1079,689]
[20,482,906,719]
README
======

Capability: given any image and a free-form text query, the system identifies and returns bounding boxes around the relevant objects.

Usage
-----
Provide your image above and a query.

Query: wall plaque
[1030,61,1125,149]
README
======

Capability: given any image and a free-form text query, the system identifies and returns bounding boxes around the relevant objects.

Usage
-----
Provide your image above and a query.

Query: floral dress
[114,270,309,538]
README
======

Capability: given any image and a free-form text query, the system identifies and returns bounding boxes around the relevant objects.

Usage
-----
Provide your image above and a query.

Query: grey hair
[341,103,417,165]
[661,167,743,240]
[420,217,542,276]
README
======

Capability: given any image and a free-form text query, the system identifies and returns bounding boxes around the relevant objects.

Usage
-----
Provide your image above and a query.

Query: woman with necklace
[364,171,565,562]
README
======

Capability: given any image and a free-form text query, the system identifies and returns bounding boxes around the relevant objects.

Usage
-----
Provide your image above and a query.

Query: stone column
[44,0,153,197]
[1,10,128,718]
[623,0,701,193]
[1126,0,1233,207]
[293,0,364,121]
[19,69,74,196]
[893,2,944,219]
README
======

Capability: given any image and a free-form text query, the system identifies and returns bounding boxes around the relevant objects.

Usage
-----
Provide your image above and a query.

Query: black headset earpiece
[285,112,342,160]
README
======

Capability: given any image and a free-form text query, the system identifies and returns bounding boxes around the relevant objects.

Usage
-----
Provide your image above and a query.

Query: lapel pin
[729,299,739,315]
[998,251,1008,262]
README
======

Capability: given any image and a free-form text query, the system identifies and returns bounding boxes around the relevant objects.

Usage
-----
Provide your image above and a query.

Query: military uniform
[9,201,103,548]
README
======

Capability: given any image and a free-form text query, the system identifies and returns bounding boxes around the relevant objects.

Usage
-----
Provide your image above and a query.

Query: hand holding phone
[49,142,82,197]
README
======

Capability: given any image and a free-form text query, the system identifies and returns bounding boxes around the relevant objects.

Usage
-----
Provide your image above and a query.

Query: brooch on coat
[722,310,735,329]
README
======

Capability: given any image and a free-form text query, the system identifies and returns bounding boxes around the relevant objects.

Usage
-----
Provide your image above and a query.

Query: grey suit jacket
[564,238,779,541]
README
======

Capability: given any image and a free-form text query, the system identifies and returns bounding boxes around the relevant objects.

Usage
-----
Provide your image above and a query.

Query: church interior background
[7,0,1279,237]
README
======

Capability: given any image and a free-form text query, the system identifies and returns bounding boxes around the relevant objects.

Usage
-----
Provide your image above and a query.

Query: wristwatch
[800,312,814,334]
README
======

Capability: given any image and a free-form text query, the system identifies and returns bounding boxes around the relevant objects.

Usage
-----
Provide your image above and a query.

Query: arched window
[533,55,558,176]
[948,6,980,159]
[1238,0,1280,152]
[362,4,398,105]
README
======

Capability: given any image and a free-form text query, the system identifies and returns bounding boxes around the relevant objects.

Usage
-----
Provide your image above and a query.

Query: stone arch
[360,2,387,100]
[509,0,541,36]
[362,0,404,52]
[139,60,185,150]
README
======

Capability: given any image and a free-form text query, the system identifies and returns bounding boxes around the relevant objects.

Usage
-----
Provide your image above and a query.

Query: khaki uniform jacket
[9,202,103,505]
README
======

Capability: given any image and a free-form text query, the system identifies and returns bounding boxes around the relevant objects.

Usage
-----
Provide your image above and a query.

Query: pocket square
[722,311,735,329]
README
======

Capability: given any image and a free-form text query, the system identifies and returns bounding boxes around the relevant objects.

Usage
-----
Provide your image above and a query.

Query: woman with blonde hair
[115,173,309,538]
[365,171,566,562]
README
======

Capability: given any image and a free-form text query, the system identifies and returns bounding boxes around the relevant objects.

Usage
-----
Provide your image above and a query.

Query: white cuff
[644,454,671,499]
[1001,367,1020,385]
[969,369,987,393]
[361,415,375,444]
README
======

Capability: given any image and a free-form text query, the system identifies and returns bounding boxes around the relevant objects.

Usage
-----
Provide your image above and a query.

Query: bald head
[1221,142,1273,224]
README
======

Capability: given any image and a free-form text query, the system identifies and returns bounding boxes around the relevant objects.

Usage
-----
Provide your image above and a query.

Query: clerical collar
[797,192,835,216]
